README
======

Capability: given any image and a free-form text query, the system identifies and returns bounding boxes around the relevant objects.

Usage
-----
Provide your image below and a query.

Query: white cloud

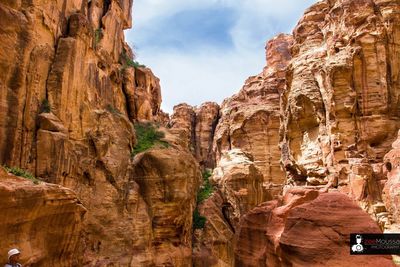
[138,46,262,113]
[126,0,318,113]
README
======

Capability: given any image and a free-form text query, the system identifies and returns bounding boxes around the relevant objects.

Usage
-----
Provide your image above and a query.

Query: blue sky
[125,0,318,113]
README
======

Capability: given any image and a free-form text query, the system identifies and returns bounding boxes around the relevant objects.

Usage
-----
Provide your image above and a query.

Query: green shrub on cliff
[131,122,169,157]
[192,169,214,230]
[120,51,146,69]
[197,169,213,204]
[193,208,206,229]
[3,166,40,185]
[94,28,103,47]
[39,99,51,113]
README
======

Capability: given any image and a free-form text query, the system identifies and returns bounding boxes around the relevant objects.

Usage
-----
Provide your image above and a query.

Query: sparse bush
[197,169,213,204]
[39,99,51,113]
[193,208,206,229]
[3,166,40,185]
[120,51,146,69]
[192,169,214,230]
[94,28,103,47]
[131,122,169,157]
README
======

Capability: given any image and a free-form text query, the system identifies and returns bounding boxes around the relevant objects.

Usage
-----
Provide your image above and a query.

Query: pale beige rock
[212,149,269,220]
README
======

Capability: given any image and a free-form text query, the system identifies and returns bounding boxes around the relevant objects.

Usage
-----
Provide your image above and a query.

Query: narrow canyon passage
[0,0,399,266]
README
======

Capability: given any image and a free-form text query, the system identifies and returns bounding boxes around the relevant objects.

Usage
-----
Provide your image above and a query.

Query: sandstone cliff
[191,0,400,266]
[0,167,86,266]
[169,102,220,168]
[213,34,292,199]
[235,189,395,267]
[0,1,199,266]
[2,0,400,266]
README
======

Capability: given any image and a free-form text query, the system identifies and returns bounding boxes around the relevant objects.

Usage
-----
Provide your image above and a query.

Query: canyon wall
[0,0,199,266]
[0,167,85,266]
[189,0,400,266]
[1,0,400,266]
[279,0,400,226]
[169,102,220,169]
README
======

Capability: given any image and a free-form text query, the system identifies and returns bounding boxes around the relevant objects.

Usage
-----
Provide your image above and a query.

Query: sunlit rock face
[194,0,400,265]
[213,34,293,199]
[0,1,200,266]
[280,0,400,213]
[169,102,220,169]
[383,130,400,230]
[1,0,400,266]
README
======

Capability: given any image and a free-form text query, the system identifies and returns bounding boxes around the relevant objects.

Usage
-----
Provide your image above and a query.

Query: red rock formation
[2,0,400,265]
[193,192,235,267]
[193,149,269,267]
[235,189,394,267]
[0,168,86,266]
[0,1,198,265]
[131,147,201,266]
[169,102,220,168]
[383,130,400,229]
[195,102,220,168]
[213,34,293,198]
[123,66,162,122]
[169,103,196,150]
[280,0,400,212]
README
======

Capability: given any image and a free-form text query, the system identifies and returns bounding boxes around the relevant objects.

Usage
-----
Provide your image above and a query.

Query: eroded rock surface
[280,0,400,215]
[235,189,394,267]
[169,102,220,168]
[0,168,86,266]
[213,34,293,198]
[212,149,269,220]
[0,1,197,266]
[2,0,400,266]
[131,146,201,266]
[193,192,235,267]
[383,130,400,229]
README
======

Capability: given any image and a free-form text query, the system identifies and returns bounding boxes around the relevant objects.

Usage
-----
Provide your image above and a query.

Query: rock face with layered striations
[213,34,293,199]
[169,102,220,168]
[2,0,400,266]
[211,149,268,221]
[235,189,394,267]
[131,146,201,266]
[383,130,400,229]
[193,192,235,267]
[0,0,199,266]
[0,0,163,168]
[193,149,268,267]
[280,0,400,215]
[195,102,220,168]
[0,167,86,266]
[194,1,400,265]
